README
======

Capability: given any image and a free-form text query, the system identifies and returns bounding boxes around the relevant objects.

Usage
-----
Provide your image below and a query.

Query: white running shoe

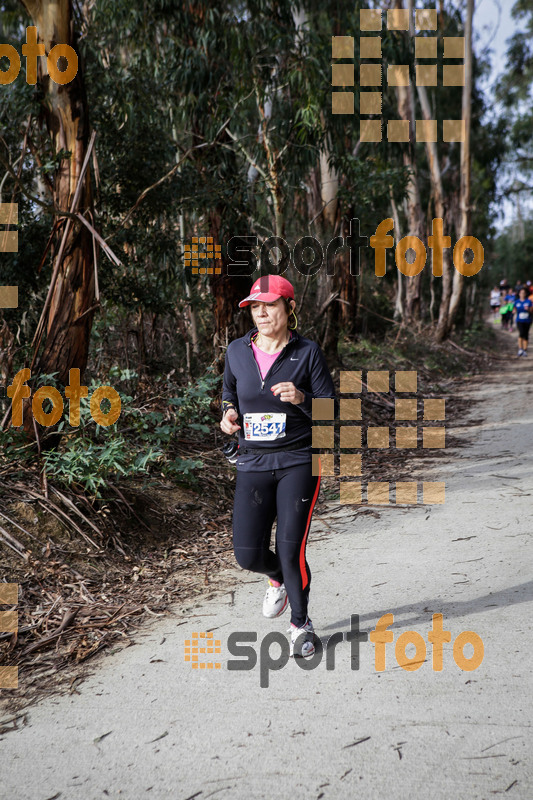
[262,580,288,618]
[518,349,524,356]
[523,350,528,357]
[289,617,315,658]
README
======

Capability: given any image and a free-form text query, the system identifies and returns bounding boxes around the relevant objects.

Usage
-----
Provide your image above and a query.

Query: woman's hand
[220,408,241,434]
[271,382,305,405]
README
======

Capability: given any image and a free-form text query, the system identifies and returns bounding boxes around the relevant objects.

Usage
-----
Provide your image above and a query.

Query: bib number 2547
[243,413,287,441]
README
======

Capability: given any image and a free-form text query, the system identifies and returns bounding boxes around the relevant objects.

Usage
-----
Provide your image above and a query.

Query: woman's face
[250,298,294,337]
[519,289,527,299]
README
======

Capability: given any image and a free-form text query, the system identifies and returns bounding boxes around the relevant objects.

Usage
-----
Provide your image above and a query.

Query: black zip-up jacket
[222,327,337,471]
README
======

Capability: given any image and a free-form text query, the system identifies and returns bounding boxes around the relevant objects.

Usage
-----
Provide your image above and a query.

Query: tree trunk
[415,78,453,340]
[396,0,424,325]
[302,0,342,362]
[319,119,339,232]
[208,209,251,362]
[319,127,343,358]
[446,0,474,332]
[24,0,95,389]
[390,190,404,321]
[339,244,358,338]
[174,121,199,357]
[464,280,477,328]
[257,87,285,238]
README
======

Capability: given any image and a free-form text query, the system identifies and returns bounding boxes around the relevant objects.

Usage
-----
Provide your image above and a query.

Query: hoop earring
[288,310,298,330]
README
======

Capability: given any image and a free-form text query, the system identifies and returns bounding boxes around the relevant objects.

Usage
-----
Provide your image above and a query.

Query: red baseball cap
[239,275,295,308]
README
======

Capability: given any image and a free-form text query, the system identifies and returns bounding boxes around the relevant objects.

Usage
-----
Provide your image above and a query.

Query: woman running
[514,287,533,357]
[490,286,501,320]
[220,275,336,658]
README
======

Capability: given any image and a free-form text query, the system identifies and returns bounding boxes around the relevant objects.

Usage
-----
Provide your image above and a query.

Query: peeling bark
[447,0,474,332]
[22,0,95,389]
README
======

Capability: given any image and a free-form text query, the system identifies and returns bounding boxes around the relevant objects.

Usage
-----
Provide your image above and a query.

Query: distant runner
[500,290,515,331]
[514,287,533,357]
[490,286,501,320]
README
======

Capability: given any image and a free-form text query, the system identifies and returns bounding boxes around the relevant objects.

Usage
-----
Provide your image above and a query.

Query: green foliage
[492,217,533,285]
[2,0,501,345]
[0,428,36,479]
[165,457,205,483]
[0,0,515,505]
[0,369,220,497]
[42,433,163,497]
[495,0,533,210]
[460,319,496,350]
[40,371,221,495]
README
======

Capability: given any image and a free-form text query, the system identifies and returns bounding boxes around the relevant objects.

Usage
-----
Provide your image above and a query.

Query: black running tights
[232,461,321,627]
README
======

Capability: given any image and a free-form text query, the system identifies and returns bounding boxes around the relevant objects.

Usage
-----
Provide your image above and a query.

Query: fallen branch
[75,211,122,266]
[50,486,103,539]
[0,524,28,558]
[21,608,80,656]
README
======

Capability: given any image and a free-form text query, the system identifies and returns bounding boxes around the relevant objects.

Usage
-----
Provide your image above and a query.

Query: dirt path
[1,323,532,800]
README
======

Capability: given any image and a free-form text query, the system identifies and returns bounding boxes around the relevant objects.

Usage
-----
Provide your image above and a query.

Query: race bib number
[243,412,287,441]
[518,311,530,320]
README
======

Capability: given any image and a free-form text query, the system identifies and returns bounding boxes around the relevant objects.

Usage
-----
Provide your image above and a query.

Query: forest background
[0,0,532,693]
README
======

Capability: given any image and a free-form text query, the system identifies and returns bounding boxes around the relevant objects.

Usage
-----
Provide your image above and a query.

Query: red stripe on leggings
[299,456,321,590]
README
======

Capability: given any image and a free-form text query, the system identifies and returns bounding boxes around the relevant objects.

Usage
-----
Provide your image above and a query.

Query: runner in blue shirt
[220,275,336,658]
[514,287,533,357]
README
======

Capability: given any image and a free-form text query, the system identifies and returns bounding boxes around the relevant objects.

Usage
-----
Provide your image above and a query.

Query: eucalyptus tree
[0,0,95,416]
